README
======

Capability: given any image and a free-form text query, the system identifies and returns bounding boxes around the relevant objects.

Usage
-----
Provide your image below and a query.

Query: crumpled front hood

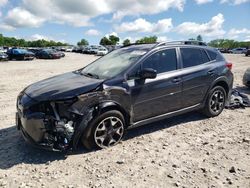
[24,72,103,102]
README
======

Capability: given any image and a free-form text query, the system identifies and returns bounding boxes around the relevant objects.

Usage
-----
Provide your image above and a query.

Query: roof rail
[155,40,207,47]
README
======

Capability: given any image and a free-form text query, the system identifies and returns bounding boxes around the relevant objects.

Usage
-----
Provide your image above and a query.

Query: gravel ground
[0,53,249,188]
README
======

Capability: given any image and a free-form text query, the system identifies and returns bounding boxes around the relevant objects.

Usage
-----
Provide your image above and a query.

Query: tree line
[2,33,250,49]
[0,34,67,47]
[208,39,250,49]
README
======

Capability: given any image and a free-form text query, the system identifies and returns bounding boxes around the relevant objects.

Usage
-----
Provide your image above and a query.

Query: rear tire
[202,86,226,117]
[81,110,125,150]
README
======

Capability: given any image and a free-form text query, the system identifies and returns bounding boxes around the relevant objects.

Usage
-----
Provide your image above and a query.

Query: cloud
[0,0,186,29]
[176,13,225,37]
[85,29,101,36]
[111,0,185,20]
[105,32,118,37]
[115,18,173,34]
[5,7,45,28]
[244,35,250,42]
[0,23,15,31]
[195,0,213,4]
[157,36,171,42]
[0,0,7,7]
[195,0,250,4]
[220,0,250,4]
[228,28,250,39]
[29,34,53,41]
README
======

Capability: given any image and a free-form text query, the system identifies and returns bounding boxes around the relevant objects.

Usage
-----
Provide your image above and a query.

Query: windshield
[80,47,147,79]
[14,49,28,54]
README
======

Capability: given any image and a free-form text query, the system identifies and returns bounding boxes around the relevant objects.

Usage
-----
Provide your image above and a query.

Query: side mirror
[140,68,157,79]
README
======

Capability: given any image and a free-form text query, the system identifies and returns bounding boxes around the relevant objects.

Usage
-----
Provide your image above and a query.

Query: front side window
[142,48,177,74]
[180,48,209,68]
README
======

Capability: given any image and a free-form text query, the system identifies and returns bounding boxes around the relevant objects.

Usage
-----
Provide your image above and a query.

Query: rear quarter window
[206,49,224,61]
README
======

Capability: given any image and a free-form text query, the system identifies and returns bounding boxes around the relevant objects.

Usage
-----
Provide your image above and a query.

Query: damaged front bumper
[16,111,62,151]
[16,92,80,152]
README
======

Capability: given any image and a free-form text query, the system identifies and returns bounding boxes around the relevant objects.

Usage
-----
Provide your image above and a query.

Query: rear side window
[180,48,209,68]
[143,48,177,74]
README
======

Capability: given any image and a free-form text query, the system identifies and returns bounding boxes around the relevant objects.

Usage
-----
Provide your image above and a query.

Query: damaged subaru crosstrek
[16,41,233,151]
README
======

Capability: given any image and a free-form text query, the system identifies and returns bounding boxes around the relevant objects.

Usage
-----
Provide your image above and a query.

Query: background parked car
[7,49,35,60]
[89,46,99,54]
[65,47,73,52]
[36,49,62,59]
[243,68,250,88]
[96,47,108,56]
[0,47,7,53]
[56,50,65,58]
[219,48,231,53]
[229,48,247,54]
[28,48,42,54]
[0,52,8,61]
[245,49,250,56]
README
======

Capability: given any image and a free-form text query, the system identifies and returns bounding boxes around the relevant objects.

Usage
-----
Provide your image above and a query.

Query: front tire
[81,110,125,150]
[202,86,226,117]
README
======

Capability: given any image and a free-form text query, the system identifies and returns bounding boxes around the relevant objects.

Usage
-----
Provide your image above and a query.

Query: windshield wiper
[81,72,100,79]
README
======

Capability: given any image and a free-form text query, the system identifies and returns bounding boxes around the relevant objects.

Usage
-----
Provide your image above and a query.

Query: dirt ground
[0,53,250,188]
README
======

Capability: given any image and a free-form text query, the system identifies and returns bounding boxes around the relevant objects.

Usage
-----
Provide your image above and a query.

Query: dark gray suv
[16,41,233,151]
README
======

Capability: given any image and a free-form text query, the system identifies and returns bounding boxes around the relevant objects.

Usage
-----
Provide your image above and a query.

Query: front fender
[71,100,130,149]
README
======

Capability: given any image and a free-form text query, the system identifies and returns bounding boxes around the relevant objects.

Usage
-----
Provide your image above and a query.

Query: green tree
[77,39,89,46]
[99,37,112,45]
[135,36,157,44]
[99,35,120,46]
[196,35,203,41]
[109,35,120,45]
[123,39,131,46]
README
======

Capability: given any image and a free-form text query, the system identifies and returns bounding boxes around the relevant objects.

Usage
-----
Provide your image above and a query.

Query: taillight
[226,62,232,70]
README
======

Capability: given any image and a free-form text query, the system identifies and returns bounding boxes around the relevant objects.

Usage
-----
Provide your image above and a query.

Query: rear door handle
[172,77,181,83]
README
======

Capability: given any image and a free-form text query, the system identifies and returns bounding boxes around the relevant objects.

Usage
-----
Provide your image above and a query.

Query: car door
[127,48,182,122]
[179,47,216,108]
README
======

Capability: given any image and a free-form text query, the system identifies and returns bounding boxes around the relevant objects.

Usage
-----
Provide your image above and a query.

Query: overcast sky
[0,0,249,45]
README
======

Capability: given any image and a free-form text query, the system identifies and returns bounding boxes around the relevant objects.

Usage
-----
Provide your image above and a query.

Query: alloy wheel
[94,116,124,148]
[209,89,225,114]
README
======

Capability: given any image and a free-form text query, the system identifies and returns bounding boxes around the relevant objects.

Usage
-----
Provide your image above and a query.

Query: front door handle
[172,77,181,83]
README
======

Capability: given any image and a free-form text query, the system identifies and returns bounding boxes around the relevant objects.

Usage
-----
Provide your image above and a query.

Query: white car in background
[65,48,73,52]
[230,48,247,54]
[96,47,108,56]
[0,47,7,53]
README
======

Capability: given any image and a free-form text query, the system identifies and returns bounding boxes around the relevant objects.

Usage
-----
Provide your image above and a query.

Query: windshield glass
[81,47,147,79]
[14,49,28,54]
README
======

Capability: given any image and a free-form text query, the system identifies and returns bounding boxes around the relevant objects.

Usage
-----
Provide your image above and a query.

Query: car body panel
[24,72,104,101]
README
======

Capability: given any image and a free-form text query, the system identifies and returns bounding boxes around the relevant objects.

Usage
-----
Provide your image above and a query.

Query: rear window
[180,48,209,68]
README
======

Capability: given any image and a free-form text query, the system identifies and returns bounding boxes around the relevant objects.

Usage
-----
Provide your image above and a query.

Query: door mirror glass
[140,68,157,79]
